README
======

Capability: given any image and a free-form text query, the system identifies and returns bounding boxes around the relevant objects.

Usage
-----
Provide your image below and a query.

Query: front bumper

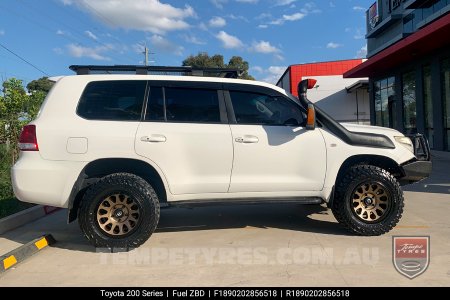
[400,134,432,184]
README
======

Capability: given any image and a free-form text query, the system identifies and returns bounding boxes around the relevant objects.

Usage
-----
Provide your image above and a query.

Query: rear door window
[77,80,146,121]
[145,87,221,123]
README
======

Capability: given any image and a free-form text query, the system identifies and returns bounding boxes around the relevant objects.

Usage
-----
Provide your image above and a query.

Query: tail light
[19,125,39,151]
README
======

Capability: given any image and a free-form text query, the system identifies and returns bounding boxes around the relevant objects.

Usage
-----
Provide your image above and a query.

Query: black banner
[1,287,444,299]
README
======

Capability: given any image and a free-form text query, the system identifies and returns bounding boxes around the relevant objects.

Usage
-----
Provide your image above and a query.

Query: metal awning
[344,13,450,78]
[346,80,369,93]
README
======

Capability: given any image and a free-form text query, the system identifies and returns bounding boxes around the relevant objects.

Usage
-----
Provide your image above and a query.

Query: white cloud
[149,34,184,56]
[258,24,268,29]
[216,31,244,49]
[326,42,342,49]
[356,45,367,58]
[53,47,63,55]
[250,41,281,54]
[236,0,259,3]
[264,0,316,28]
[260,66,287,84]
[182,34,206,45]
[282,13,305,21]
[252,66,264,73]
[227,14,249,22]
[270,12,305,25]
[60,0,73,5]
[210,0,228,9]
[329,1,336,8]
[67,43,113,60]
[301,2,321,14]
[274,53,285,61]
[353,6,365,11]
[274,0,296,6]
[354,28,364,39]
[132,43,145,54]
[198,22,208,31]
[0,29,4,36]
[56,29,66,35]
[209,16,226,28]
[74,0,195,35]
[255,13,271,20]
[85,30,98,41]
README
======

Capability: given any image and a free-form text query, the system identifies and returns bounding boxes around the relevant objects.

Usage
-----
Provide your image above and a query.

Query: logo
[369,1,380,29]
[393,236,430,279]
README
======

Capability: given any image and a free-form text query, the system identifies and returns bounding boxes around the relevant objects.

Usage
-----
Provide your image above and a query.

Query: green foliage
[227,56,254,80]
[182,52,254,80]
[0,78,46,162]
[26,77,54,93]
[0,145,13,199]
[0,77,47,218]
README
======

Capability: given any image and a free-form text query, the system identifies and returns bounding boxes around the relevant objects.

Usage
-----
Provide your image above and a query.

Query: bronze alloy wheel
[351,182,391,223]
[96,193,141,236]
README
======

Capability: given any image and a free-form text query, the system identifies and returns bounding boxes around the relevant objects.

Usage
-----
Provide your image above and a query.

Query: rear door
[135,82,233,195]
[225,87,326,193]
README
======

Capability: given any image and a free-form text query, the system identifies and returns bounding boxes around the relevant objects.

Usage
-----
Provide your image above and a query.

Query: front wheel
[332,165,404,236]
[78,173,160,250]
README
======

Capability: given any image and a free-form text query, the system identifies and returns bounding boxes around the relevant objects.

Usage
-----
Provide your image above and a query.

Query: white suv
[12,75,431,249]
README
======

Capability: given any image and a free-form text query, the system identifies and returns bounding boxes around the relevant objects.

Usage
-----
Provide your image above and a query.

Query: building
[276,59,370,124]
[344,0,450,151]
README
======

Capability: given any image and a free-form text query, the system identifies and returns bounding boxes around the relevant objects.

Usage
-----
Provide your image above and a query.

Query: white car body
[12,74,417,209]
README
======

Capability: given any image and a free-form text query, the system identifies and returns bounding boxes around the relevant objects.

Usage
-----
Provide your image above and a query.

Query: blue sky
[0,0,372,85]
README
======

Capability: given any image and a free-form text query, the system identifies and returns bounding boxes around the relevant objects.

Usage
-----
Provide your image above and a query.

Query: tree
[0,78,47,162]
[182,52,254,80]
[26,77,54,93]
[183,53,225,68]
[227,56,254,80]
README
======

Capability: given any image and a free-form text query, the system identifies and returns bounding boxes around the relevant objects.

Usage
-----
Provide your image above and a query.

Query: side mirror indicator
[306,103,316,130]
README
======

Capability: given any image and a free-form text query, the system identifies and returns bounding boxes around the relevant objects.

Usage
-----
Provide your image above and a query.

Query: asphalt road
[0,152,449,286]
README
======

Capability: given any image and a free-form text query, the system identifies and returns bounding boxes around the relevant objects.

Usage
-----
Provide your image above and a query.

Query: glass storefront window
[442,58,450,151]
[374,77,396,128]
[423,65,434,148]
[402,71,417,134]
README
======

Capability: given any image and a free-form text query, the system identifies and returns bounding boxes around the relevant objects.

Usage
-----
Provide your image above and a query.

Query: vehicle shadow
[402,152,450,194]
[156,203,345,235]
[0,203,350,254]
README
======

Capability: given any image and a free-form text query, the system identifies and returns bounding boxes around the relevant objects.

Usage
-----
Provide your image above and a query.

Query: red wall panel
[289,59,363,96]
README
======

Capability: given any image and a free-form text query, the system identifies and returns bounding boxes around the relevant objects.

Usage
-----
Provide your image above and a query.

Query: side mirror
[306,103,316,130]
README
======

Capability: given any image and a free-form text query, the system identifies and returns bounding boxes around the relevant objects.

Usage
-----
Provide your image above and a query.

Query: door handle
[140,135,166,143]
[235,135,259,143]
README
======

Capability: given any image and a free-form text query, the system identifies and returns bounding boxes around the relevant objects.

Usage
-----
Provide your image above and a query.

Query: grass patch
[0,198,35,219]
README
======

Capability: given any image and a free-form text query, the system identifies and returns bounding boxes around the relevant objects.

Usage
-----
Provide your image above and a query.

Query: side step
[167,197,323,208]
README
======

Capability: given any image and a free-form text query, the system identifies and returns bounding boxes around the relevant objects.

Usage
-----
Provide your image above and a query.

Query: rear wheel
[78,173,160,250]
[332,165,404,235]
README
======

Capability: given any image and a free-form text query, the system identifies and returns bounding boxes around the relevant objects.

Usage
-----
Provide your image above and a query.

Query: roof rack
[69,65,241,78]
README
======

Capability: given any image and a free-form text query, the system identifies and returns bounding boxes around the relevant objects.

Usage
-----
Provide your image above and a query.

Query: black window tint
[146,87,165,121]
[164,87,220,123]
[77,81,146,121]
[230,91,304,126]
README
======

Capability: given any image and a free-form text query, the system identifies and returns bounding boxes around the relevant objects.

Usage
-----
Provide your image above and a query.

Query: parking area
[0,152,449,287]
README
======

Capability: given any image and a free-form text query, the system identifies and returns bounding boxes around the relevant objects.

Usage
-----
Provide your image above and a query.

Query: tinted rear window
[162,87,220,123]
[77,81,146,121]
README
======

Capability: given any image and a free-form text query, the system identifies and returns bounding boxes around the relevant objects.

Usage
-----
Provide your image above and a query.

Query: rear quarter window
[77,80,146,121]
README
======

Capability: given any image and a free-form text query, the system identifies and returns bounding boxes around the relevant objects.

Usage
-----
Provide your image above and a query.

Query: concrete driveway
[0,152,449,286]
